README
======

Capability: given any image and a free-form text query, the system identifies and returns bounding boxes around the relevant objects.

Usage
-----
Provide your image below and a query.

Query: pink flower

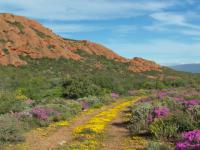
[31,107,60,120]
[147,106,169,123]
[111,93,120,99]
[182,100,200,108]
[157,91,168,99]
[176,130,200,150]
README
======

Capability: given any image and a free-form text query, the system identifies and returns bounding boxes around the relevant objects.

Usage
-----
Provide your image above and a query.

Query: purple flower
[13,111,32,119]
[153,107,169,118]
[182,100,200,108]
[31,107,59,120]
[135,98,152,105]
[176,130,200,150]
[157,91,168,99]
[80,100,89,110]
[182,130,200,143]
[111,93,120,99]
[148,106,169,123]
[175,142,187,150]
[174,97,184,102]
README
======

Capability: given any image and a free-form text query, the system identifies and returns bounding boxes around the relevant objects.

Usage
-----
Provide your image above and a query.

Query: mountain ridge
[171,63,200,73]
[0,13,161,73]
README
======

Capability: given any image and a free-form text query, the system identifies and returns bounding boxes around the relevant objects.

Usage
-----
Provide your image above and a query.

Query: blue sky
[0,0,200,65]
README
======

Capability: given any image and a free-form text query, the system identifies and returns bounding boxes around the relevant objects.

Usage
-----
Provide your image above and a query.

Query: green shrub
[0,91,25,114]
[189,105,200,128]
[129,103,152,134]
[2,48,9,54]
[144,141,173,150]
[20,116,43,130]
[62,76,106,99]
[149,118,178,140]
[158,97,183,111]
[45,100,82,120]
[172,111,195,132]
[0,114,24,144]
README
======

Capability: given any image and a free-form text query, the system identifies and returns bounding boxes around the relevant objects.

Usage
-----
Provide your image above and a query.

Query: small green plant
[0,39,6,44]
[0,114,24,144]
[129,103,152,134]
[47,45,55,50]
[6,21,24,34]
[2,48,9,54]
[149,118,178,140]
[144,141,173,150]
[30,27,51,38]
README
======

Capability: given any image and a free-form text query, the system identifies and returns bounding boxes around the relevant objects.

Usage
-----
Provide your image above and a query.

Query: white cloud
[181,30,200,36]
[150,12,186,25]
[150,12,200,30]
[45,23,104,33]
[147,12,200,38]
[105,39,200,64]
[0,0,176,21]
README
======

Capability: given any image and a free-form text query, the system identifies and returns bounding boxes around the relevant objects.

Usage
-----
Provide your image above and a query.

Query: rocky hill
[0,13,161,72]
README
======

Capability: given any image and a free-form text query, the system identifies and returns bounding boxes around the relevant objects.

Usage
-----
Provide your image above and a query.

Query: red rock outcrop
[128,57,162,73]
[0,13,161,72]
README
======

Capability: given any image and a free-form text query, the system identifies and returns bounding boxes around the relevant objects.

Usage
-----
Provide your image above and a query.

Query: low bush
[0,91,26,114]
[190,105,200,128]
[149,118,178,140]
[78,94,114,109]
[0,114,24,144]
[144,141,173,150]
[45,100,82,120]
[129,103,152,134]
[62,76,106,99]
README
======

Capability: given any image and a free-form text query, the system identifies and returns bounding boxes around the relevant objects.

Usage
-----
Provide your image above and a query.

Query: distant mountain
[171,64,200,73]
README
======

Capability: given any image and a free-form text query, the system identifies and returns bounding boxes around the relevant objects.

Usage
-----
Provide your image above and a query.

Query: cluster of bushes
[0,50,198,101]
[62,76,108,99]
[128,89,200,149]
[0,91,83,144]
[77,94,115,109]
[0,87,116,145]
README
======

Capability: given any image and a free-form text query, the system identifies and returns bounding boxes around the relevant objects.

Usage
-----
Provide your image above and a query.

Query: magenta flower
[80,100,89,110]
[175,130,200,150]
[175,142,187,150]
[182,130,200,143]
[153,107,169,118]
[174,97,184,102]
[157,91,168,99]
[148,106,169,123]
[31,107,60,120]
[182,100,200,108]
[111,93,120,99]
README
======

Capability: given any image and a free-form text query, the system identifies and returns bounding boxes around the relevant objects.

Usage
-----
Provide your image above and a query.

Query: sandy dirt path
[6,101,122,150]
[101,106,148,150]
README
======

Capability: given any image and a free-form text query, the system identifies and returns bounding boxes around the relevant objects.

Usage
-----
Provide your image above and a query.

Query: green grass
[0,49,199,100]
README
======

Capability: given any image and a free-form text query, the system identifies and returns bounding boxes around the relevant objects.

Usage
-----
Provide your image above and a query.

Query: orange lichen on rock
[128,57,162,73]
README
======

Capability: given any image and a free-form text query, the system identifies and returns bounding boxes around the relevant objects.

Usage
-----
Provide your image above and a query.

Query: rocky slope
[0,13,161,72]
[129,57,162,73]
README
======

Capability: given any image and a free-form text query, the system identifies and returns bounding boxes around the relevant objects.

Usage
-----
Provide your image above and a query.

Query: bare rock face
[0,13,161,72]
[129,57,162,73]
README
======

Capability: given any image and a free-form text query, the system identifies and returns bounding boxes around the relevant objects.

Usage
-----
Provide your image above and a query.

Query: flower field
[63,97,142,150]
[129,88,200,149]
